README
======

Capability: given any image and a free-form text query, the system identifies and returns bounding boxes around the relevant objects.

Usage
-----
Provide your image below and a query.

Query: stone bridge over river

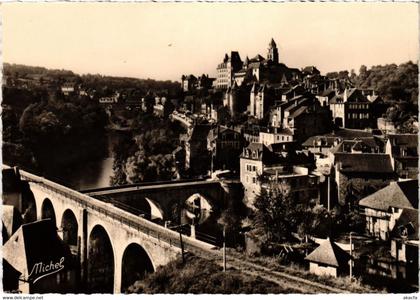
[18,169,226,293]
[82,179,242,224]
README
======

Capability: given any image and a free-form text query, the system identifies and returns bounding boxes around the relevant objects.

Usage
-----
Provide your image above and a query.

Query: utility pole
[349,232,353,280]
[179,230,185,264]
[223,225,226,272]
[327,174,331,212]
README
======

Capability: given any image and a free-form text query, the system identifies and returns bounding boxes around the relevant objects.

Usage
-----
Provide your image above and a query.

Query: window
[252,177,256,184]
[246,164,257,172]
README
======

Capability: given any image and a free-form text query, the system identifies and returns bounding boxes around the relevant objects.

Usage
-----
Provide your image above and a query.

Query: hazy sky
[2,2,418,81]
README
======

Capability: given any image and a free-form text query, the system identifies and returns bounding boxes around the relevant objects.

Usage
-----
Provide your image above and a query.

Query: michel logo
[28,257,65,283]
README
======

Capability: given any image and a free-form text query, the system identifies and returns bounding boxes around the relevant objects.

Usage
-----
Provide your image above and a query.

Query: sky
[2,2,418,81]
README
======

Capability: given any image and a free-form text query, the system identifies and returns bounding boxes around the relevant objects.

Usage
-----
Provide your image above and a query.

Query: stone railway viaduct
[82,179,240,223]
[18,169,218,293]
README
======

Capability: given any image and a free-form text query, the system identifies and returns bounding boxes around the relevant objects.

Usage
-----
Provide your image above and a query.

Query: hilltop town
[2,38,418,293]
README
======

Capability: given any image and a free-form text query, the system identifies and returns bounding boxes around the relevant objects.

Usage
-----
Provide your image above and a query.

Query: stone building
[385,134,418,179]
[302,128,378,158]
[181,75,197,92]
[185,124,212,176]
[316,88,336,107]
[302,136,342,157]
[276,95,332,143]
[332,153,397,206]
[249,83,275,119]
[329,137,383,155]
[358,180,418,241]
[242,124,264,144]
[259,127,294,146]
[267,38,279,64]
[207,126,244,172]
[216,51,243,89]
[305,238,351,278]
[269,93,332,143]
[260,165,320,205]
[216,39,301,90]
[197,74,215,90]
[240,143,276,206]
[329,88,373,129]
[240,142,317,207]
[223,81,251,117]
[390,207,418,265]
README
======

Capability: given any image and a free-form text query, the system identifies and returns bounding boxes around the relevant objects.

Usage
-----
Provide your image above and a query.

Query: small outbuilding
[305,238,351,278]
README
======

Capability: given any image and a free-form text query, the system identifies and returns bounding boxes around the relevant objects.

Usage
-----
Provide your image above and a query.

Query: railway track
[185,246,349,294]
[227,256,349,294]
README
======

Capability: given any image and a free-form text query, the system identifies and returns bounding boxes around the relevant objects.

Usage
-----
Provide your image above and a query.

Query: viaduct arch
[121,243,154,292]
[41,198,56,227]
[88,224,115,293]
[25,173,197,293]
[61,209,78,248]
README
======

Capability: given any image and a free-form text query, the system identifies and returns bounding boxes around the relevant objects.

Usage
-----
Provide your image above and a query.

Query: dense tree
[110,114,185,185]
[252,183,366,245]
[3,87,108,175]
[355,62,418,104]
[253,187,302,243]
[326,62,418,106]
[19,100,107,139]
[2,105,22,143]
[326,70,350,80]
[297,204,336,238]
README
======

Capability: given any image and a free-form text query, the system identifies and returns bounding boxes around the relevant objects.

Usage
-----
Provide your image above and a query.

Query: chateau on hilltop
[215,38,300,90]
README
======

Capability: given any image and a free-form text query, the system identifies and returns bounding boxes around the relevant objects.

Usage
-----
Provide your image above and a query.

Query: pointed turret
[223,53,229,63]
[269,38,277,47]
[267,38,279,64]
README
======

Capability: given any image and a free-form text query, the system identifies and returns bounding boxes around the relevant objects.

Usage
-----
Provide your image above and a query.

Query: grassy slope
[127,255,299,294]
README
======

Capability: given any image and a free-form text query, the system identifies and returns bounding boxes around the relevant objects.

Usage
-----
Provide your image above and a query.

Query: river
[46,129,223,245]
[49,131,127,191]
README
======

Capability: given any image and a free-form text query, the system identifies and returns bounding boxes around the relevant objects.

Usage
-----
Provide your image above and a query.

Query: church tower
[267,38,279,64]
